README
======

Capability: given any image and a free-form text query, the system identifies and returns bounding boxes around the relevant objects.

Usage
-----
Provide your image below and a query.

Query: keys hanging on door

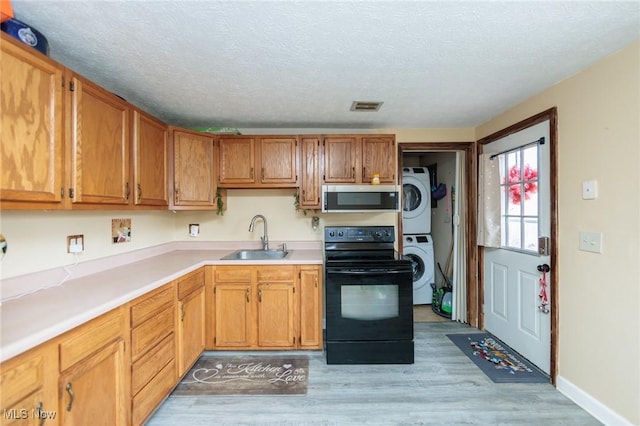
[537,264,550,314]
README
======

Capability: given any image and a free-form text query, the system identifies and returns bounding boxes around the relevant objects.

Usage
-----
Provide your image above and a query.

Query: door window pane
[498,144,540,253]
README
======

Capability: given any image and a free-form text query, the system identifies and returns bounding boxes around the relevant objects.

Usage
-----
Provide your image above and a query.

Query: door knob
[537,264,550,273]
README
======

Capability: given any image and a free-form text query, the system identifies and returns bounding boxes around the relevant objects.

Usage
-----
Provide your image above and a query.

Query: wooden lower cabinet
[176,269,206,377]
[0,342,58,426]
[0,264,321,426]
[213,267,253,348]
[57,308,128,426]
[298,265,323,349]
[256,268,296,347]
[128,283,176,426]
[212,265,322,350]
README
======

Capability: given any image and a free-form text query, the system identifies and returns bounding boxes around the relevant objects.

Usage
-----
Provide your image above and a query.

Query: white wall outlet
[189,224,199,237]
[67,234,84,253]
[579,231,603,253]
[582,180,598,200]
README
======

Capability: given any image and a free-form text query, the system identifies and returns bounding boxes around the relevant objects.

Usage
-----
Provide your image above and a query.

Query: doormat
[172,355,308,396]
[447,333,549,383]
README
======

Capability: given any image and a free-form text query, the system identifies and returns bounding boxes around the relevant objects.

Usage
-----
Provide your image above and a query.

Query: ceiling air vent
[350,101,383,112]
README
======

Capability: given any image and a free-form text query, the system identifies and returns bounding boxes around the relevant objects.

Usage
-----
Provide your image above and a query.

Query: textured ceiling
[9,1,640,129]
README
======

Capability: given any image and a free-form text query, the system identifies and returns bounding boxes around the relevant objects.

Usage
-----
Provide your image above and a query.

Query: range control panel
[324,226,395,243]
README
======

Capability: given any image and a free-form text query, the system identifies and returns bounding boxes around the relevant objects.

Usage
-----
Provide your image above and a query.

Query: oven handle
[326,269,409,275]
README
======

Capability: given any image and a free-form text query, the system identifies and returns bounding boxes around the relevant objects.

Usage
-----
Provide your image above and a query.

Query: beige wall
[476,41,640,424]
[0,210,176,279]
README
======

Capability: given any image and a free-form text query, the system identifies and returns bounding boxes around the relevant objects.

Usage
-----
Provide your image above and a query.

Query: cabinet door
[362,135,396,184]
[69,75,130,205]
[214,283,253,348]
[299,136,321,209]
[133,110,168,207]
[177,286,205,376]
[1,33,64,207]
[323,136,357,183]
[58,339,127,426]
[299,266,323,349]
[259,136,297,185]
[0,342,58,426]
[171,130,215,207]
[257,282,296,347]
[218,137,256,185]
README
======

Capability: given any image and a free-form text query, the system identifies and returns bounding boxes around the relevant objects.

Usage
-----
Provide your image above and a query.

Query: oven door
[325,263,413,341]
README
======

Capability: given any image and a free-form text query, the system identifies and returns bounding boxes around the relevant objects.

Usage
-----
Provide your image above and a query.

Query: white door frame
[477,107,559,383]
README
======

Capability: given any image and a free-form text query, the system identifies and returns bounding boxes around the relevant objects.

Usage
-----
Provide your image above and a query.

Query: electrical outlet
[67,234,84,253]
[189,224,199,237]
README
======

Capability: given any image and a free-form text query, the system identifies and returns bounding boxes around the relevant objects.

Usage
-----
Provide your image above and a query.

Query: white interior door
[483,120,551,374]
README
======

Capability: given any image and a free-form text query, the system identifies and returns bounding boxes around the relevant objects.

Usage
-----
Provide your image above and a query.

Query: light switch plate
[579,231,602,253]
[582,180,598,200]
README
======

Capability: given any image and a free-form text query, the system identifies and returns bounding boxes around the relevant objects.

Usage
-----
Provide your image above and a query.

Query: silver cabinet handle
[66,382,74,411]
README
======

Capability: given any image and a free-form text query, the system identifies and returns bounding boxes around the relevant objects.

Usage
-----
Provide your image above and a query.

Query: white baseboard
[556,375,633,425]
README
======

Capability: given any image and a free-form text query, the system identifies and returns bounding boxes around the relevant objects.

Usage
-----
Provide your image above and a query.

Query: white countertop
[0,244,322,362]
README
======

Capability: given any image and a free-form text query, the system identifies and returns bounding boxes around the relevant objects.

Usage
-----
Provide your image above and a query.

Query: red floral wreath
[506,164,538,204]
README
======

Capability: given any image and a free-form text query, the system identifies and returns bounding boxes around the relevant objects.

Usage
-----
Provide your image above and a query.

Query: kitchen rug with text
[172,355,308,395]
[447,333,549,383]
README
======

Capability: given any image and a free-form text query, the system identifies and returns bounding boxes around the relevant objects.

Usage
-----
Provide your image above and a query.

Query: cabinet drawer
[131,305,174,361]
[0,352,44,408]
[257,267,294,282]
[131,333,175,396]
[215,267,252,283]
[132,358,177,426]
[130,284,174,328]
[59,308,123,371]
[177,269,204,299]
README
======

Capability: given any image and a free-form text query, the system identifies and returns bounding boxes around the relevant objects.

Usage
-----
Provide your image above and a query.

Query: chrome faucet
[249,214,269,250]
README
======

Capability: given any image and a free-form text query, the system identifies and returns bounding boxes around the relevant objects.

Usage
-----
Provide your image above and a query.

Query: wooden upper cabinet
[323,134,396,184]
[170,128,216,209]
[69,73,131,206]
[362,135,396,184]
[299,136,322,209]
[323,136,358,183]
[0,33,64,208]
[133,110,168,207]
[258,136,298,185]
[218,136,256,185]
[218,135,298,188]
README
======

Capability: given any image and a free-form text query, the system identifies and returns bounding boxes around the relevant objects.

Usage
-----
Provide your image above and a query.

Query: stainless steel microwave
[322,185,400,213]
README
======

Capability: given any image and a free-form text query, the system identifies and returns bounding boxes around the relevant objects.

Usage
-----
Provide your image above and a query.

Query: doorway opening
[398,142,479,327]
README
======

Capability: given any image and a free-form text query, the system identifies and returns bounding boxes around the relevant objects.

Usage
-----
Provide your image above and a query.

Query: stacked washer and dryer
[402,167,436,305]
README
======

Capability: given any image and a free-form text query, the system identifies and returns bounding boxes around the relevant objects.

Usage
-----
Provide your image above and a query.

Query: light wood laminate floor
[147,322,599,425]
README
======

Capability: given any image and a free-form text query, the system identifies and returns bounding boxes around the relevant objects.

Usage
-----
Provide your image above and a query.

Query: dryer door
[402,175,429,220]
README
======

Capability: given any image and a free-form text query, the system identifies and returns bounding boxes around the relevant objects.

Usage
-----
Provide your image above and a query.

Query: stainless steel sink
[221,249,290,260]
